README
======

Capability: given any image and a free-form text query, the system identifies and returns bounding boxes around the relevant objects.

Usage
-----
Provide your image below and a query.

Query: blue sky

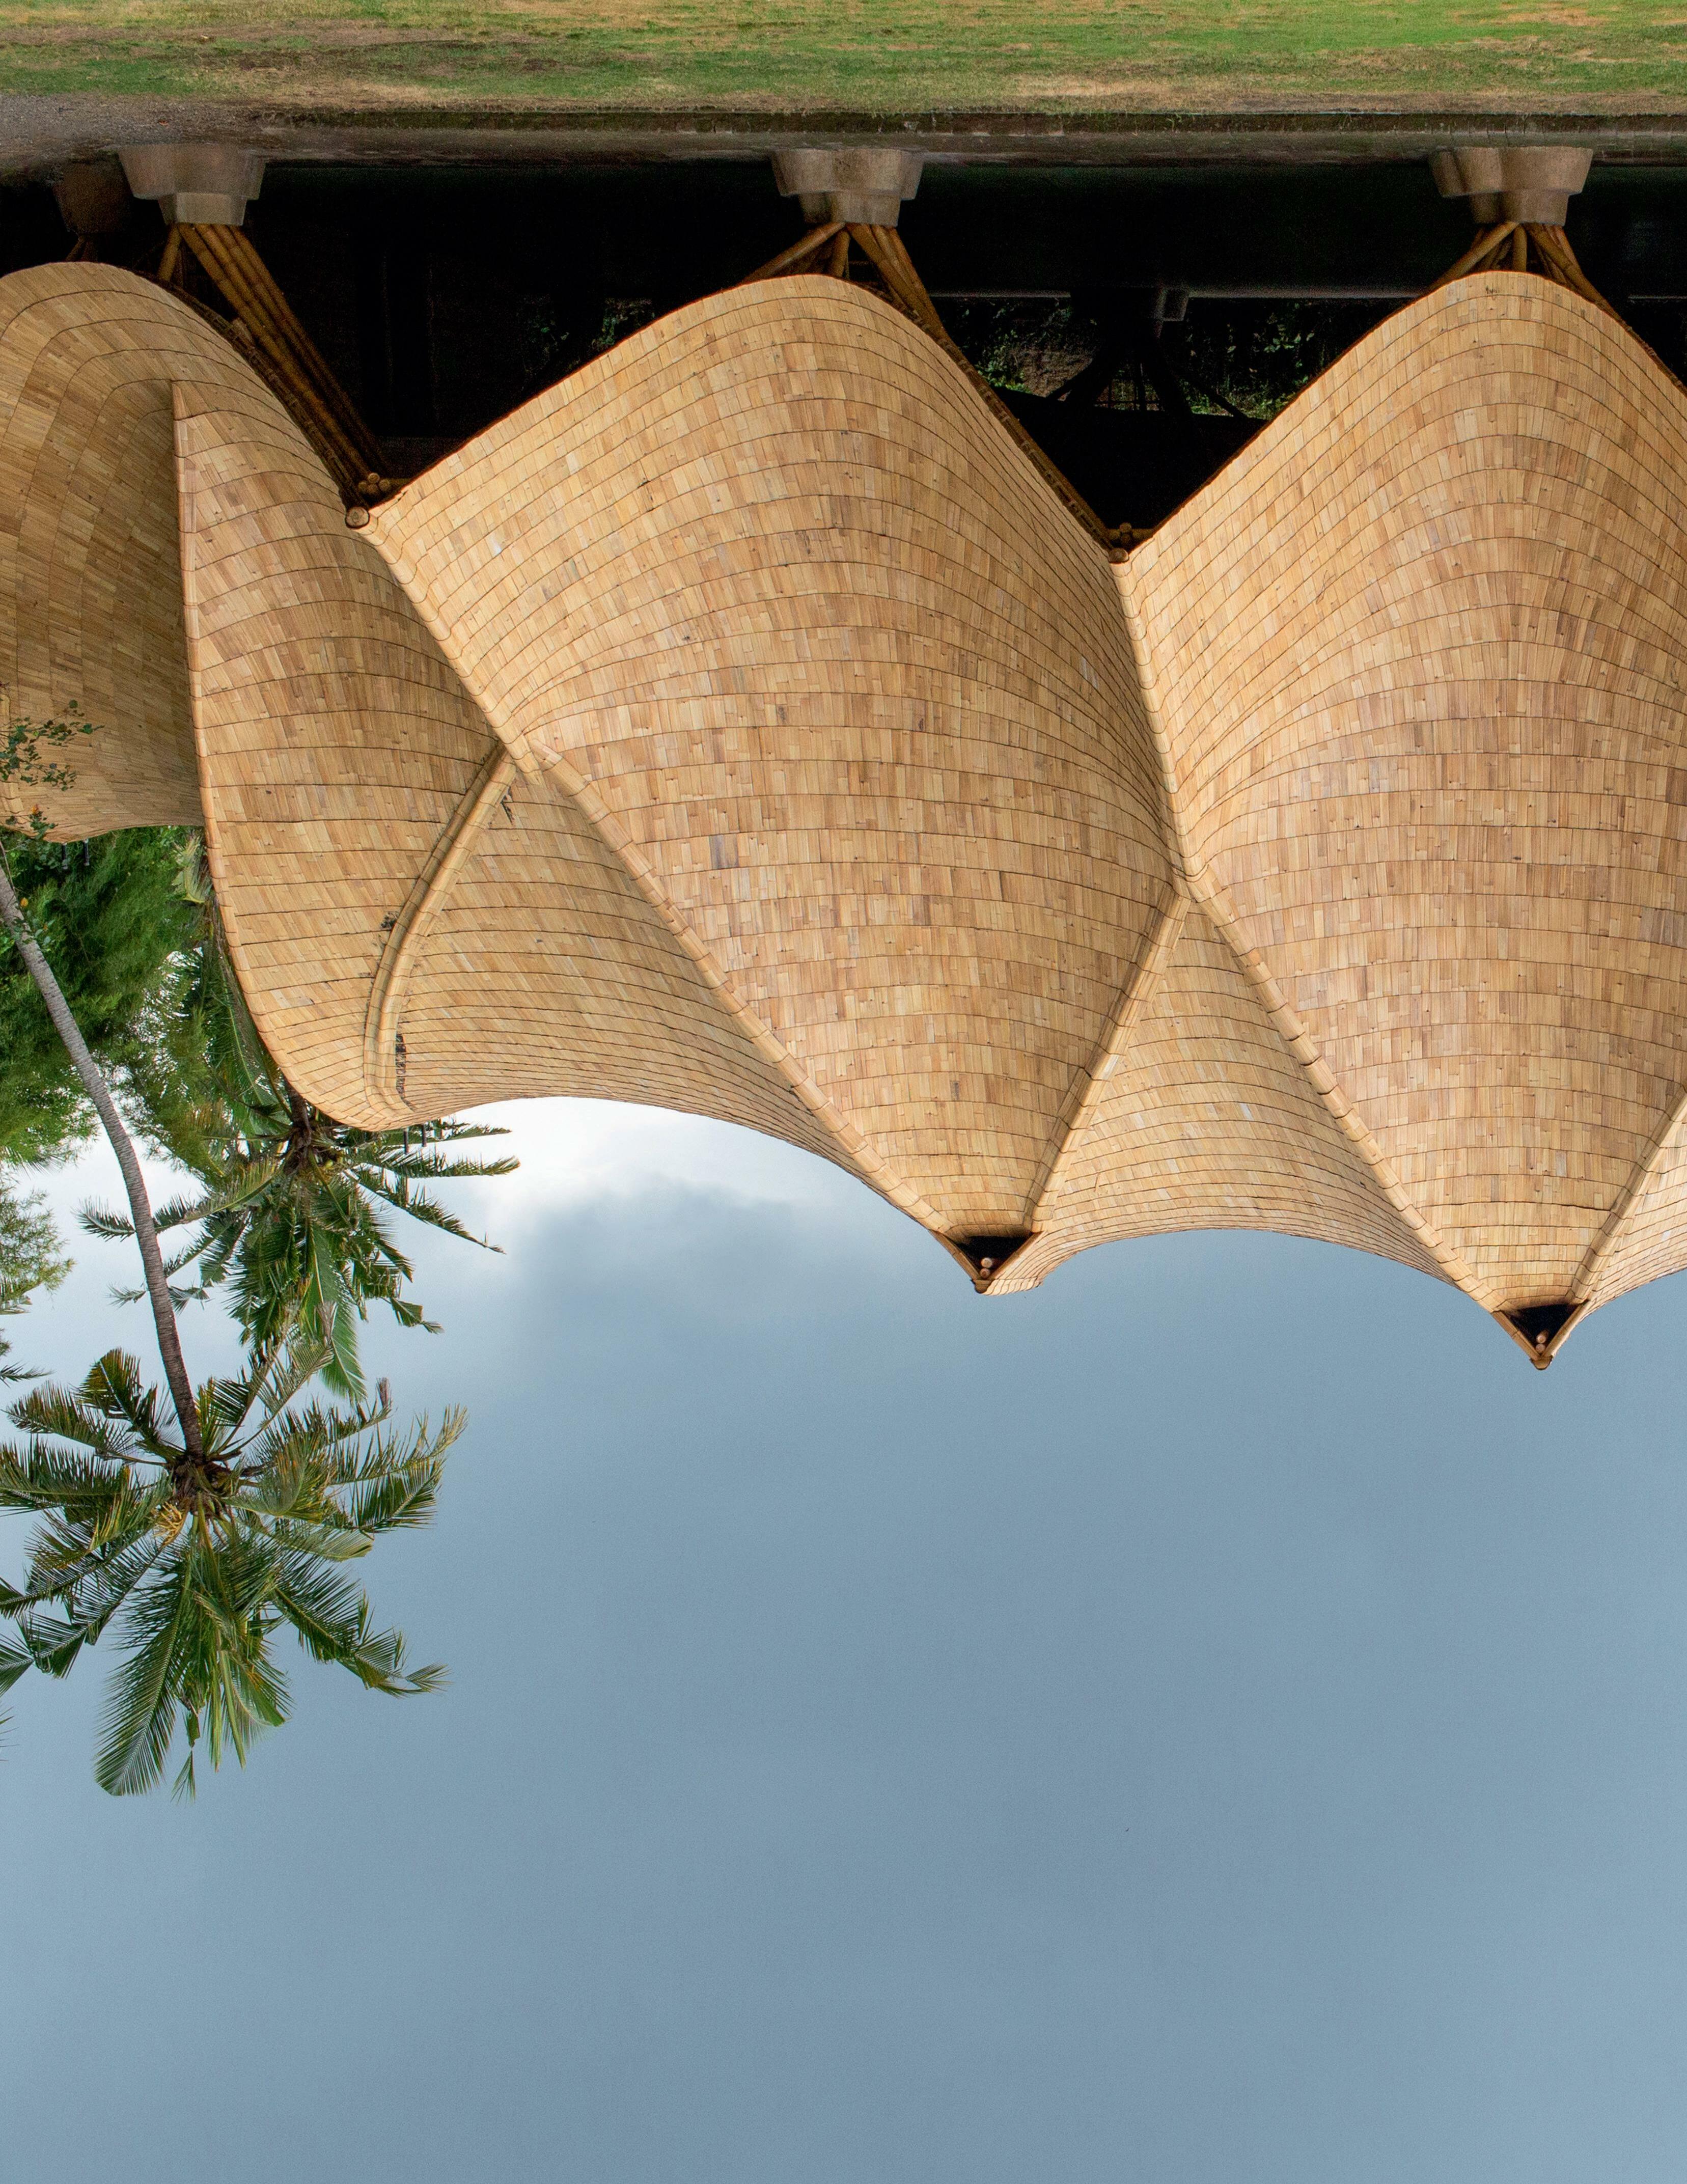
[4,1100,1686,2182]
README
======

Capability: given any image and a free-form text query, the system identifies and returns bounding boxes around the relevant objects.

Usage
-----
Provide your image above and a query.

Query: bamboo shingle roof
[4,257,1685,1363]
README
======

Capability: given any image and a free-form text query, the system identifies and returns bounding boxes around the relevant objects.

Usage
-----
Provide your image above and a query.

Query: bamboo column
[170,222,390,501]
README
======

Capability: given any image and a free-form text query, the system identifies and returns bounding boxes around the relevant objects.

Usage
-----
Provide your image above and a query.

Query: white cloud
[453,1097,867,1237]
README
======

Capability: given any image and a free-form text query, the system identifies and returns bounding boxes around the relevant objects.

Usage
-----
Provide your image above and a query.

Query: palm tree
[98,835,518,1402]
[106,1073,517,1404]
[4,734,458,1791]
[0,1344,456,1795]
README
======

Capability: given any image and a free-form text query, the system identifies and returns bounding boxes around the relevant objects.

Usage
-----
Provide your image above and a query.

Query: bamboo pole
[219,227,376,457]
[739,219,844,284]
[180,224,383,482]
[1529,225,1625,322]
[178,225,380,493]
[875,227,951,342]
[198,226,381,463]
[848,225,937,332]
[845,223,1113,548]
[214,290,372,493]
[1428,220,1519,290]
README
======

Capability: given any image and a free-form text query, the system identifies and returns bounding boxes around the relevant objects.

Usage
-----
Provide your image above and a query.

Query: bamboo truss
[4,257,1687,1364]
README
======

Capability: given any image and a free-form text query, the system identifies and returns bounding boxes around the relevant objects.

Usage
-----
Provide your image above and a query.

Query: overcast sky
[4,1099,1686,2183]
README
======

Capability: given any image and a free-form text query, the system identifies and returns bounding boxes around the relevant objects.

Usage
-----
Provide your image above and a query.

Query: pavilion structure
[3,142,1684,1366]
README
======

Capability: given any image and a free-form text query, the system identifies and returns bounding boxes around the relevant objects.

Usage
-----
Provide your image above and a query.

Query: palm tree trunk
[0,857,203,1456]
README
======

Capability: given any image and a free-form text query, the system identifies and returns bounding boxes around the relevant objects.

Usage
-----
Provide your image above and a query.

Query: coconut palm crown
[119,1081,517,1402]
[0,1345,457,1796]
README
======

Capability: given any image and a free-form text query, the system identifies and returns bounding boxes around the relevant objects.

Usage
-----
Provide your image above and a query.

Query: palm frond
[0,1441,139,1514]
[249,1384,396,1481]
[269,1551,376,1665]
[182,1535,290,1774]
[153,1161,282,1231]
[19,1607,101,1678]
[0,1629,32,1697]
[108,1275,212,1311]
[359,1178,504,1252]
[17,1520,169,1637]
[145,1191,223,1232]
[0,1331,41,1386]
[6,1380,128,1458]
[76,1200,134,1240]
[339,1409,462,1534]
[196,1369,261,1446]
[93,1557,196,1795]
[384,1295,442,1335]
[81,1352,172,1451]
[304,1225,366,1403]
[261,1518,372,1561]
[272,1560,446,1697]
[346,1620,448,1698]
[200,1343,318,1451]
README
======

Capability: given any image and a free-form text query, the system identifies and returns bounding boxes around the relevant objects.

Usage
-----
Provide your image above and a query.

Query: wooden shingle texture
[6,260,1687,1362]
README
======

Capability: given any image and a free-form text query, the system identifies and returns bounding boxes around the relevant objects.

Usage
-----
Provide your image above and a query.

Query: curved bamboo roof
[4,257,1685,1363]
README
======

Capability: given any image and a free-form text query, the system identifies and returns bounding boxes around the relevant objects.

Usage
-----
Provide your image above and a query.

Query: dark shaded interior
[1506,1303,1580,1350]
[5,153,1686,524]
[1003,399,1258,528]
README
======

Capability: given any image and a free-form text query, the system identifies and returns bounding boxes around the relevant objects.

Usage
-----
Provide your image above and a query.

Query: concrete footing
[1430,146,1592,226]
[770,148,922,227]
[118,144,265,227]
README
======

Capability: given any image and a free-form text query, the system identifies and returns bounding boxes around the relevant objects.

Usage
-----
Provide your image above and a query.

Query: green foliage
[1179,301,1389,421]
[0,1344,457,1795]
[2,704,94,819]
[0,1174,66,1393]
[949,297,1388,421]
[516,295,658,399]
[944,298,1089,398]
[0,824,515,1403]
[118,1086,516,1403]
[0,828,195,1164]
[94,880,517,1400]
[0,1174,68,1318]
[0,761,491,1795]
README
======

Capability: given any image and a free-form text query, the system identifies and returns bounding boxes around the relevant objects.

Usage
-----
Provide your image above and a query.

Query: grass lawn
[0,1,1680,112]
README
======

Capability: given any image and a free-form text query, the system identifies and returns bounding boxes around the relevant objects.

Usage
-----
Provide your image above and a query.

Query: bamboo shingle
[7,259,1687,1361]
[0,269,205,832]
[363,280,1173,1238]
[1121,273,1687,1351]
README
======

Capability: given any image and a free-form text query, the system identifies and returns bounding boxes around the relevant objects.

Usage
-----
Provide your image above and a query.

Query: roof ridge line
[1567,1071,1687,1306]
[1112,551,1486,1308]
[466,728,950,1235]
[360,484,948,1228]
[359,739,518,1120]
[1197,865,1494,1309]
[1113,563,1199,894]
[1020,882,1189,1233]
